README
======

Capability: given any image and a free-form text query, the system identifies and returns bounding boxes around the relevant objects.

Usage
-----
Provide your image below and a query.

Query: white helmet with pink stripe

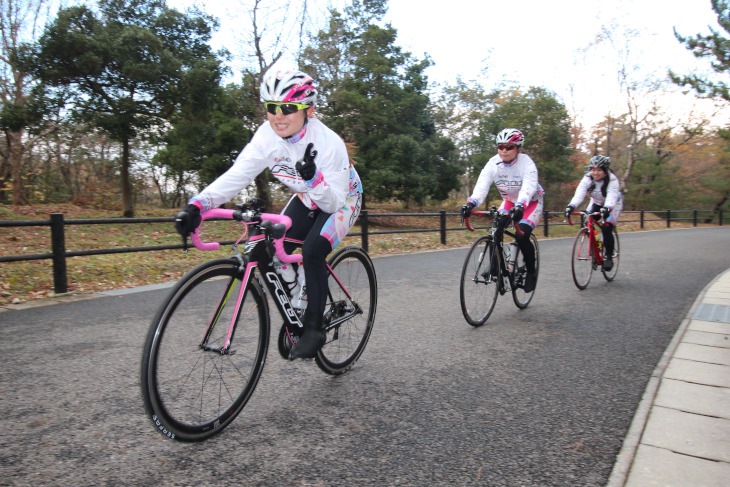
[259,69,317,105]
[496,128,525,146]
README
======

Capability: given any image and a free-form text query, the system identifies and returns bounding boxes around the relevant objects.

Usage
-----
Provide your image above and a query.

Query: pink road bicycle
[141,199,377,441]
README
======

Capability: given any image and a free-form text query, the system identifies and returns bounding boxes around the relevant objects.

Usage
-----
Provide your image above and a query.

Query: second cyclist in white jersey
[461,128,544,292]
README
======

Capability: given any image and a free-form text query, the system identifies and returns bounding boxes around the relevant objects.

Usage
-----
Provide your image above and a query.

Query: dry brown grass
[0,203,719,305]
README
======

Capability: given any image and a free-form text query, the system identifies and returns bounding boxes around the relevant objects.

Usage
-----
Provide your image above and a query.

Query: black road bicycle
[459,207,540,326]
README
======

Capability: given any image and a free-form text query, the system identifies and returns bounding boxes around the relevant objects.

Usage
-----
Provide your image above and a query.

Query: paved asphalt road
[1,226,729,486]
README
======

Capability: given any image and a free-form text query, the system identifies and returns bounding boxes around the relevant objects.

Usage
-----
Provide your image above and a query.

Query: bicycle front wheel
[315,246,377,375]
[571,228,593,290]
[602,228,620,281]
[141,258,269,442]
[512,234,539,309]
[459,236,500,326]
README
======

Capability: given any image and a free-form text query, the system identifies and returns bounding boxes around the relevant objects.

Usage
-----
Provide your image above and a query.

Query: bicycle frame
[190,207,360,354]
[464,208,523,292]
[567,211,605,267]
[141,202,376,441]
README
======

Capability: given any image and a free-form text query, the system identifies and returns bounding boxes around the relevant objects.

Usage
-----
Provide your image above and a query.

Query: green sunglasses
[264,102,310,115]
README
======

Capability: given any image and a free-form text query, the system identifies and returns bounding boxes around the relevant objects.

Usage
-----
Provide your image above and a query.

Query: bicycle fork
[200,261,257,355]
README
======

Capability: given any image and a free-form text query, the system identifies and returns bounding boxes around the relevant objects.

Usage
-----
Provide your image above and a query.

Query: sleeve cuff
[306,171,325,188]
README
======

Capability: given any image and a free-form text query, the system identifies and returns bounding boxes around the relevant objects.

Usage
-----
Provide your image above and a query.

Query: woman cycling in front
[564,155,623,271]
[460,128,544,292]
[174,68,363,360]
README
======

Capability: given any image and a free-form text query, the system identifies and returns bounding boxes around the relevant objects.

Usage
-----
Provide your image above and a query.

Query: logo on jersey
[271,164,298,179]
[495,179,523,187]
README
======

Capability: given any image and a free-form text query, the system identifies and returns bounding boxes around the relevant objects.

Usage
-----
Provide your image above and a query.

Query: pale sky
[169,0,726,128]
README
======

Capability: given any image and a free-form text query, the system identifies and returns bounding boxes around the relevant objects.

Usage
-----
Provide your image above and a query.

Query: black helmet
[589,155,610,171]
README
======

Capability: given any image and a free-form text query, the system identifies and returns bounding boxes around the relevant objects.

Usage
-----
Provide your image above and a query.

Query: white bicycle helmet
[259,69,317,105]
[589,155,610,170]
[496,128,525,146]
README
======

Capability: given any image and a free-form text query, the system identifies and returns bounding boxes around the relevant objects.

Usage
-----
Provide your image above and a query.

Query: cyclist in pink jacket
[461,128,544,292]
[175,69,363,359]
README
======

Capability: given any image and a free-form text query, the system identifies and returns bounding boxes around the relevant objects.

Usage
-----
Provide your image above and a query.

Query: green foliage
[670,0,730,102]
[479,87,574,184]
[19,0,223,141]
[152,82,254,206]
[301,0,460,205]
[15,0,224,215]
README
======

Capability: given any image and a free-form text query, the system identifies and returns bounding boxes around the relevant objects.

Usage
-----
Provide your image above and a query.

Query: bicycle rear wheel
[141,258,269,441]
[460,236,500,326]
[511,234,539,308]
[571,228,593,290]
[315,246,377,375]
[602,228,620,281]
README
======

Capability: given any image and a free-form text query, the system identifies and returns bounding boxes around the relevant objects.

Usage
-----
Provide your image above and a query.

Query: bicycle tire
[141,258,269,442]
[602,228,620,281]
[571,227,593,290]
[459,236,500,326]
[315,246,377,375]
[511,233,539,308]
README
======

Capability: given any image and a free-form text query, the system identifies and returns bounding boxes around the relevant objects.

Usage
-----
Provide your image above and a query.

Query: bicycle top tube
[189,208,303,264]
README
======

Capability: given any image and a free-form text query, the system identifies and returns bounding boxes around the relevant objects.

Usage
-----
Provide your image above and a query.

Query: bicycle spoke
[571,228,593,289]
[141,259,269,441]
[602,228,620,281]
[512,234,539,308]
[315,246,377,375]
[460,236,500,326]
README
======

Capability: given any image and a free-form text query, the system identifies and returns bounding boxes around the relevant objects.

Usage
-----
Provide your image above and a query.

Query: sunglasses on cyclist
[264,102,310,115]
[497,144,517,151]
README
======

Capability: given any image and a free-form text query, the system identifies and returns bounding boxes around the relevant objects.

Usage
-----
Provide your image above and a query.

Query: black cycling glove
[175,204,201,238]
[512,204,524,223]
[461,202,476,218]
[295,143,318,181]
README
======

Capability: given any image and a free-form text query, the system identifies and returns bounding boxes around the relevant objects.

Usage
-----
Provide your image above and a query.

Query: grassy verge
[0,203,718,305]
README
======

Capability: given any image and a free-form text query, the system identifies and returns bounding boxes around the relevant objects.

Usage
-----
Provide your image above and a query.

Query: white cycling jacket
[191,118,361,214]
[568,172,621,209]
[468,153,543,208]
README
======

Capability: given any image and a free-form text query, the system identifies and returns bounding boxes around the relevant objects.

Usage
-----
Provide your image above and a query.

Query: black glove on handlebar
[600,206,610,221]
[175,204,202,238]
[461,202,476,218]
[512,204,524,223]
[565,205,574,219]
[295,143,318,181]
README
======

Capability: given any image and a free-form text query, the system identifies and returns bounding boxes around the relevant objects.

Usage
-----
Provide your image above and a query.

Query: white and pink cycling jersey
[468,152,544,228]
[469,153,543,207]
[190,118,362,215]
[568,171,623,224]
[568,172,621,209]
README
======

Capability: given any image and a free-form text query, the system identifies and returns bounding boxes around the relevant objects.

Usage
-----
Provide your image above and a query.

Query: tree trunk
[121,138,134,217]
[255,172,272,212]
[8,130,29,205]
[705,193,729,223]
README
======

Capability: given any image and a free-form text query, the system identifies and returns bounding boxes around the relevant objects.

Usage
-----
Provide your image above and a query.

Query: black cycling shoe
[289,312,326,360]
[289,328,326,359]
[603,257,614,271]
[523,271,537,293]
